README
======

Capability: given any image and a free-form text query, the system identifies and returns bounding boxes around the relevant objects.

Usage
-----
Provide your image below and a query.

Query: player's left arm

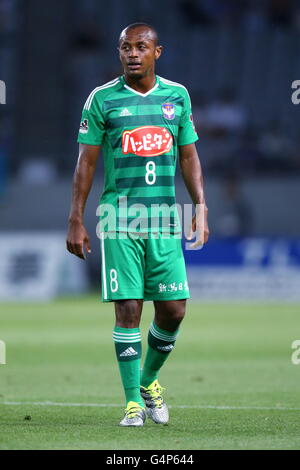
[179,143,209,248]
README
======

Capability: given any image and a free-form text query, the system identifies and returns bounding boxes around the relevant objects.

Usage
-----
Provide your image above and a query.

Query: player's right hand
[187,203,209,249]
[66,221,91,260]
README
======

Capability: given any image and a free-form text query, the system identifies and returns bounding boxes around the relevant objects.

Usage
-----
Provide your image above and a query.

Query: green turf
[0,297,300,449]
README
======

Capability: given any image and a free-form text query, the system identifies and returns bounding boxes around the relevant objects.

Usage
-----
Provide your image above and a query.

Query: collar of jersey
[121,74,160,97]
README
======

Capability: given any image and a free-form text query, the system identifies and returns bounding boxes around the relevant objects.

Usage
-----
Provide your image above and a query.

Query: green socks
[113,323,179,404]
[113,326,144,407]
[141,322,179,388]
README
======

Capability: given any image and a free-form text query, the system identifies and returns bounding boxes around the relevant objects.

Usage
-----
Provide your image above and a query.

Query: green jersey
[77,74,198,233]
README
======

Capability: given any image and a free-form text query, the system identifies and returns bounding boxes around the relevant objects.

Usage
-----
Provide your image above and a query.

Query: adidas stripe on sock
[141,322,179,388]
[113,326,144,407]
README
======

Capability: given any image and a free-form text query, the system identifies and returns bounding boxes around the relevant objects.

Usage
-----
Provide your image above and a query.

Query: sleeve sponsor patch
[79,118,89,134]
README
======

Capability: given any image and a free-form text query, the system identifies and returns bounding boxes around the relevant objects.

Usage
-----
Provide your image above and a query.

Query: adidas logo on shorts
[120,347,138,357]
[157,344,174,352]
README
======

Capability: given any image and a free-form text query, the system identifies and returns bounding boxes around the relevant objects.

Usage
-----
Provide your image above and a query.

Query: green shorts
[100,232,190,302]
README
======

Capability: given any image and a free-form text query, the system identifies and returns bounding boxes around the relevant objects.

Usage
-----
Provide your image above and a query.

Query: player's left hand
[187,203,209,249]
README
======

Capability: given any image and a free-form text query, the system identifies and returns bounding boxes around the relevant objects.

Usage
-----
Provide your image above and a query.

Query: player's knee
[158,301,186,326]
[170,305,186,324]
[115,299,142,328]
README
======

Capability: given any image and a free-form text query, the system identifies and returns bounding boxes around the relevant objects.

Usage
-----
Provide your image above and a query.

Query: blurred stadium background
[1,0,300,450]
[1,0,300,301]
[0,0,300,300]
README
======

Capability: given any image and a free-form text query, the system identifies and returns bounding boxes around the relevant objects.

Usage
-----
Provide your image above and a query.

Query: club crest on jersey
[122,126,173,157]
[79,118,88,134]
[162,103,175,120]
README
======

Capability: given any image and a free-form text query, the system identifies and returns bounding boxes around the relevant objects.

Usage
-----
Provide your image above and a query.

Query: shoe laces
[125,402,143,419]
[147,381,165,408]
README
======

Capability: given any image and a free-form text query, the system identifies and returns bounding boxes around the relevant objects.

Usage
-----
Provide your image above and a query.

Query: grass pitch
[0,296,300,450]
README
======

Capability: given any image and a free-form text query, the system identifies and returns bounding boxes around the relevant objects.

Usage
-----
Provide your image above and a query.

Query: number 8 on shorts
[110,269,119,293]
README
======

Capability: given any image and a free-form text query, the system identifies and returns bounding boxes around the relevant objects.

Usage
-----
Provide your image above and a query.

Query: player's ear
[155,45,163,60]
[117,46,123,62]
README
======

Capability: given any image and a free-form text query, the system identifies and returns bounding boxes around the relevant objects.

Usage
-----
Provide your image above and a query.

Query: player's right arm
[66,143,101,260]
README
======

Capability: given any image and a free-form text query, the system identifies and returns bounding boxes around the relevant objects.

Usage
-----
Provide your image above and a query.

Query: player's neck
[123,73,157,94]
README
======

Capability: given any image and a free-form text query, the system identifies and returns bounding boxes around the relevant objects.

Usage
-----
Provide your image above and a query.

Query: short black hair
[119,23,159,46]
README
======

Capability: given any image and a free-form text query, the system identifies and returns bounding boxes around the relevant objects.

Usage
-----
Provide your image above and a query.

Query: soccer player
[66,23,209,427]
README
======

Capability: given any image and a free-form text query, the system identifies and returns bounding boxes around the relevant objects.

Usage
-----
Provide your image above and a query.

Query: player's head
[118,23,162,79]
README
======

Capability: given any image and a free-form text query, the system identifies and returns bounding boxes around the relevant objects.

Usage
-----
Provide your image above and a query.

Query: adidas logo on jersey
[119,108,132,116]
[120,347,138,357]
[157,344,174,352]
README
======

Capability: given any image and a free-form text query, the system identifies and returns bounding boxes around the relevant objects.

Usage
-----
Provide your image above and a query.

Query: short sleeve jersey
[77,75,198,233]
